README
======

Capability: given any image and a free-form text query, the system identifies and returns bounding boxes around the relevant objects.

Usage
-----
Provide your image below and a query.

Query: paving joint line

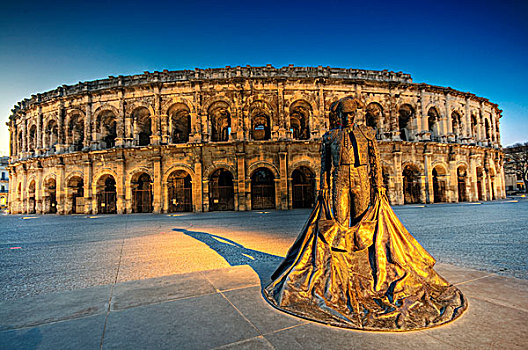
[99,224,127,350]
[454,274,495,286]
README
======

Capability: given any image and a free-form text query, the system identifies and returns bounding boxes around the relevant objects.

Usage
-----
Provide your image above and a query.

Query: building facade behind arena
[7,65,505,215]
[0,156,8,211]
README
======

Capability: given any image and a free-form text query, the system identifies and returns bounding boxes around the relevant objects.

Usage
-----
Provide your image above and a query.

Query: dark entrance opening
[457,167,467,202]
[251,168,275,209]
[45,178,57,214]
[476,168,484,201]
[403,165,421,204]
[28,181,36,214]
[97,176,117,214]
[432,168,446,203]
[132,173,153,213]
[69,177,84,214]
[292,167,315,208]
[209,169,234,211]
[167,170,192,212]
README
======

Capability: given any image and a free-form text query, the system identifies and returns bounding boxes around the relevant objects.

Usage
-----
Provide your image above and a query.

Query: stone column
[151,85,162,145]
[57,161,65,214]
[392,145,403,205]
[115,90,126,147]
[277,83,286,139]
[37,107,43,154]
[423,148,432,204]
[194,159,203,212]
[84,159,93,214]
[279,151,288,209]
[469,154,479,201]
[152,154,162,213]
[84,96,93,150]
[116,155,125,214]
[236,146,247,211]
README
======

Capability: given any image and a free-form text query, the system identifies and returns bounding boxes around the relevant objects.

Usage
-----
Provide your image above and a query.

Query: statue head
[332,97,364,128]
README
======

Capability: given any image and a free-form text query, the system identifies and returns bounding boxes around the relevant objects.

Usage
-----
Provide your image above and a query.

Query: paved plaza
[1,199,527,349]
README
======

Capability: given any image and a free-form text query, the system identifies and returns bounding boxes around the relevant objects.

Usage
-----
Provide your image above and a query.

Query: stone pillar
[202,179,210,212]
[423,148,432,204]
[236,145,247,211]
[469,154,479,201]
[37,107,43,154]
[392,145,403,205]
[116,155,125,214]
[277,83,287,139]
[84,96,92,150]
[115,91,126,147]
[194,159,203,212]
[151,85,162,145]
[84,159,93,214]
[152,155,162,213]
[56,161,65,214]
[279,151,288,209]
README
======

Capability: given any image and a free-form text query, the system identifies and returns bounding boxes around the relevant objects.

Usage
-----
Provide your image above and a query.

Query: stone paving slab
[0,285,111,331]
[0,314,105,350]
[103,293,260,350]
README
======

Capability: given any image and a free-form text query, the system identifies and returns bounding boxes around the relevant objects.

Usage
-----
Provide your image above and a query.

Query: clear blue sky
[1,0,526,156]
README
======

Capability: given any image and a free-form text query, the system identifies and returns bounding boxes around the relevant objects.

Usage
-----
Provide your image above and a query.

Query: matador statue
[264,97,467,331]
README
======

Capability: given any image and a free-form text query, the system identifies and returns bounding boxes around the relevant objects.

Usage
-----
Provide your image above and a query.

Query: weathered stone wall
[7,66,505,214]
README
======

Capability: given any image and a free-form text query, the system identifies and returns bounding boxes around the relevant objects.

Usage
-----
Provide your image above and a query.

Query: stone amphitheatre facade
[7,65,505,215]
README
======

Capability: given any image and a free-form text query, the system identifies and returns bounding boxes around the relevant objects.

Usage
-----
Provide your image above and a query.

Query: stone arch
[44,118,59,151]
[247,100,274,141]
[398,104,415,141]
[166,168,193,212]
[131,106,152,146]
[470,113,479,139]
[289,100,312,140]
[27,177,37,214]
[95,172,118,214]
[130,171,153,213]
[427,107,440,140]
[162,97,194,115]
[250,167,276,210]
[209,168,235,211]
[457,164,469,202]
[208,101,231,142]
[402,163,422,204]
[66,173,84,214]
[127,167,154,186]
[203,163,237,180]
[451,111,463,138]
[163,164,195,184]
[365,102,384,138]
[288,160,317,179]
[247,161,280,180]
[65,109,85,151]
[432,163,448,203]
[28,123,37,154]
[291,166,316,208]
[43,175,57,214]
[94,108,118,149]
[167,103,191,144]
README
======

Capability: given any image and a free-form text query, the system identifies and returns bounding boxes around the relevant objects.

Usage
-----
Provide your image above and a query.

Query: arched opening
[485,118,491,141]
[133,108,152,146]
[167,170,192,212]
[68,176,84,214]
[457,167,468,202]
[45,120,59,152]
[476,167,484,201]
[18,132,23,154]
[250,101,271,141]
[132,172,153,213]
[398,104,414,141]
[96,175,117,214]
[251,168,275,209]
[68,113,84,151]
[28,125,37,154]
[471,114,478,139]
[168,104,191,144]
[432,166,447,203]
[292,167,315,208]
[28,180,36,214]
[44,178,57,214]
[366,102,383,139]
[489,169,496,200]
[98,111,117,149]
[402,164,421,204]
[209,169,234,211]
[427,107,439,141]
[209,102,231,142]
[451,112,461,141]
[290,101,310,140]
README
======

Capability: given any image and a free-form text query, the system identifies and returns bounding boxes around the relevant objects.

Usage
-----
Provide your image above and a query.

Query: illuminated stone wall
[7,65,505,214]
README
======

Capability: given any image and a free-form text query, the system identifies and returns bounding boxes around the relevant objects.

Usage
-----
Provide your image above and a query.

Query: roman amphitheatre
[7,65,504,214]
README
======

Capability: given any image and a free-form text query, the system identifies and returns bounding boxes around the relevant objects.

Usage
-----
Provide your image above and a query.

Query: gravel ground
[1,198,526,301]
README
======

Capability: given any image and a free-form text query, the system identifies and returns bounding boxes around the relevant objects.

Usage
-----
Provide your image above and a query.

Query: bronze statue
[264,97,467,331]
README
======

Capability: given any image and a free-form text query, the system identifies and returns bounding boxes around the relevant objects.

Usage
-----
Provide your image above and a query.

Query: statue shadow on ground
[173,228,283,290]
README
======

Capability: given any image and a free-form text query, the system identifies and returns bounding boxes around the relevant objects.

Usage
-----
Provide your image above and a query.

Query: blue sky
[1,0,526,156]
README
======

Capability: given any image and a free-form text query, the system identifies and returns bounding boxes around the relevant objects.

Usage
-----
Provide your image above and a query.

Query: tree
[504,142,528,193]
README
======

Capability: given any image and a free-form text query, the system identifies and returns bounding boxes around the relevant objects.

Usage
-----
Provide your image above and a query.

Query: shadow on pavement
[173,228,283,289]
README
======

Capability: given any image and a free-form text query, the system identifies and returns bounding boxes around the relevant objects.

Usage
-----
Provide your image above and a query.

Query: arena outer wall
[7,65,505,215]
